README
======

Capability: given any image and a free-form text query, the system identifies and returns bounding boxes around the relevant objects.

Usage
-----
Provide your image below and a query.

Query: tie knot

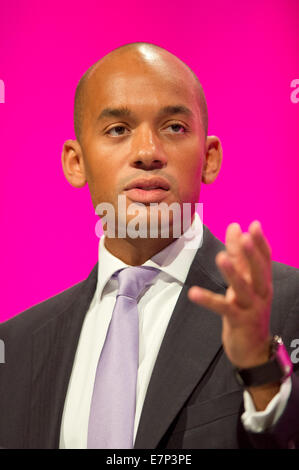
[114,266,159,300]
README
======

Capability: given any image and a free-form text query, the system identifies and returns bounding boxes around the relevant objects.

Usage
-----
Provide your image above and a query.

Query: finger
[241,233,272,298]
[188,286,230,316]
[225,223,250,279]
[225,223,242,257]
[216,251,253,308]
[249,221,272,262]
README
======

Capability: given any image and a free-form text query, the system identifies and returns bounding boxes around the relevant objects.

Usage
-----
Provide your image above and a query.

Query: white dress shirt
[59,214,291,448]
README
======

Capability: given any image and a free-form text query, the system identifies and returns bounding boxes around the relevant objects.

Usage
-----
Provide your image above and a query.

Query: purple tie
[87,266,159,449]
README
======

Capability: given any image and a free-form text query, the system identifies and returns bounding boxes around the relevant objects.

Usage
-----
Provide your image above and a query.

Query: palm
[188,221,273,368]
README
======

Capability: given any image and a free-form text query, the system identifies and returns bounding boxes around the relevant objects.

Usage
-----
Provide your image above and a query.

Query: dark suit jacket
[1,225,299,449]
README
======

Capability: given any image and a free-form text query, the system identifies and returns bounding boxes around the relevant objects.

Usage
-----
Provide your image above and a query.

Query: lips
[124,177,170,203]
[124,177,170,191]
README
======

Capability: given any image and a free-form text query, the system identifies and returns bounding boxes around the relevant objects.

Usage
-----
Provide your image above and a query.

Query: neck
[104,236,176,266]
[103,211,197,265]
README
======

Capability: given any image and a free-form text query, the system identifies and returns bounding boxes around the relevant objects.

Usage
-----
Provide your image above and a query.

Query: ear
[61,139,87,188]
[201,136,223,184]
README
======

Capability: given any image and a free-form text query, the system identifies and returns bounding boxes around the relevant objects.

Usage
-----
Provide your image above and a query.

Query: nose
[129,125,167,170]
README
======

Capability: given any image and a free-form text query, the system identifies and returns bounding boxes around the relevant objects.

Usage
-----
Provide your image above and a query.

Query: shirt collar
[96,212,203,300]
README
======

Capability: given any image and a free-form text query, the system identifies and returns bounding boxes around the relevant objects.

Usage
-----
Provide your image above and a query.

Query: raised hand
[188,220,273,369]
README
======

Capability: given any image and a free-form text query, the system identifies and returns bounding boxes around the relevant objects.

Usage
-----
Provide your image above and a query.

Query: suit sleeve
[245,374,299,448]
[245,290,299,449]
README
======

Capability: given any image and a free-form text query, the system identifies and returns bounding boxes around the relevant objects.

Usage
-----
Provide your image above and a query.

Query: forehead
[85,52,200,119]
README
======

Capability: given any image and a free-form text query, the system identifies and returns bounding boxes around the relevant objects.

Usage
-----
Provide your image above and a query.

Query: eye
[106,125,130,137]
[165,123,187,134]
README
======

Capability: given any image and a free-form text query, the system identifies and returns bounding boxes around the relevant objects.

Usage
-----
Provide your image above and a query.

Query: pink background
[0,0,298,322]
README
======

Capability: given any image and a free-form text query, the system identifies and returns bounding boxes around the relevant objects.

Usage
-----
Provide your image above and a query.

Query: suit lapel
[27,264,98,448]
[134,226,227,449]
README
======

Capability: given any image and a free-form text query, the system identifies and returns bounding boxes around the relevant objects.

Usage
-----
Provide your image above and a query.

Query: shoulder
[272,260,299,306]
[0,262,98,340]
[0,280,85,340]
[272,260,299,281]
[268,261,299,337]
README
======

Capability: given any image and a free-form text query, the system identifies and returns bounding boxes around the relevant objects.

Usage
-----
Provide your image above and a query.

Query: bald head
[74,42,208,143]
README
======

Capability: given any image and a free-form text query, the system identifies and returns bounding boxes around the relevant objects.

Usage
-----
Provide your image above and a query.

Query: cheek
[176,134,204,172]
[83,150,118,205]
[175,149,204,199]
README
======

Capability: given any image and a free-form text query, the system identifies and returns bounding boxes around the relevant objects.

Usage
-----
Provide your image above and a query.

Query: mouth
[123,177,170,203]
[124,177,170,191]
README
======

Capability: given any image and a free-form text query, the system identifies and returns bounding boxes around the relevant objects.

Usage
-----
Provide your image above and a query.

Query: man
[0,42,298,449]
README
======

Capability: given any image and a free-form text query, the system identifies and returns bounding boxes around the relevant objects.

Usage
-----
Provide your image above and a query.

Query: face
[63,47,222,237]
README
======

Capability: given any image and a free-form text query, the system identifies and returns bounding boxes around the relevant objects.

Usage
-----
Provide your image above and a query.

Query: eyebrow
[97,106,132,120]
[157,105,193,119]
[96,104,194,121]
